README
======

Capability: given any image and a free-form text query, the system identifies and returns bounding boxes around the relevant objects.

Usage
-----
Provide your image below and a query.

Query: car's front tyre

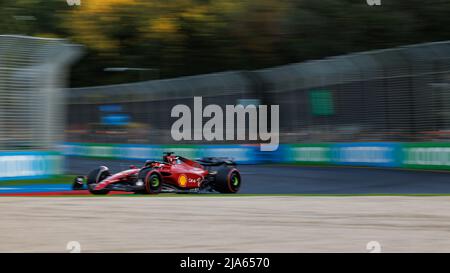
[138,168,162,194]
[86,167,111,195]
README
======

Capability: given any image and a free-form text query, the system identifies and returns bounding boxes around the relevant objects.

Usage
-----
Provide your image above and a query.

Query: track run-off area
[2,196,450,252]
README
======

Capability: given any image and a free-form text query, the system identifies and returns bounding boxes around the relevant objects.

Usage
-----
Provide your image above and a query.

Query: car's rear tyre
[87,167,111,195]
[212,167,241,193]
[139,169,162,194]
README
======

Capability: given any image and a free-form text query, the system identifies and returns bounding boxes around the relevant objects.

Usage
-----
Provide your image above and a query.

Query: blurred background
[1,0,450,179]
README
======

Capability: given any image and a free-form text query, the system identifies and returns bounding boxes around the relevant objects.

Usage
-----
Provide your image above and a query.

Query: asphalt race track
[66,157,450,194]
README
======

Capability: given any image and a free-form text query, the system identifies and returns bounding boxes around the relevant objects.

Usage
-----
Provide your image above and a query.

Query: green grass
[0,175,74,186]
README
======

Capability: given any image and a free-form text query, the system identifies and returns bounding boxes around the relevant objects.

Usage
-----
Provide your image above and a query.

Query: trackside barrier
[283,143,401,167]
[282,144,331,165]
[0,151,62,180]
[62,142,450,171]
[61,143,263,164]
[403,143,450,170]
[331,143,401,168]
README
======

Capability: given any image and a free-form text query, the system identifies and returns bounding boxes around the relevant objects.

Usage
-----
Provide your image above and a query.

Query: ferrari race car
[72,152,241,195]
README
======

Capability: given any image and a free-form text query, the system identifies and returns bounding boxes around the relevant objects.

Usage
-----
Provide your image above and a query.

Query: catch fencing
[0,35,82,150]
[67,41,450,145]
[0,35,82,179]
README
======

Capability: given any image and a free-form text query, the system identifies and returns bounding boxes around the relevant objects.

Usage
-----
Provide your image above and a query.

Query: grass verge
[0,175,74,186]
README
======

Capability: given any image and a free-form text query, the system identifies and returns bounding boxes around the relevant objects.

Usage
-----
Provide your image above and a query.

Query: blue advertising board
[0,151,62,180]
[331,142,401,167]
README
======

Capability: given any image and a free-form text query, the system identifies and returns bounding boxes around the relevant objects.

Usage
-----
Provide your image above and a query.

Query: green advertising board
[86,143,116,158]
[402,142,450,170]
[287,144,332,165]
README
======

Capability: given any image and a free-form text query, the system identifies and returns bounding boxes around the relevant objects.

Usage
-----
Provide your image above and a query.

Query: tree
[1,0,450,87]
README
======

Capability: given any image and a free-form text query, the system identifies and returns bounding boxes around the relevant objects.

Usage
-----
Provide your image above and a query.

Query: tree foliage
[0,0,450,86]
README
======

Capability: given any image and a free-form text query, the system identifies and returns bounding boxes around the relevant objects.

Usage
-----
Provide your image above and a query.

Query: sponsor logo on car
[178,174,188,187]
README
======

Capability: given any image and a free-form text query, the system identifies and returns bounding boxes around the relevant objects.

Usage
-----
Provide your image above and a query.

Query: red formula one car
[72,152,241,195]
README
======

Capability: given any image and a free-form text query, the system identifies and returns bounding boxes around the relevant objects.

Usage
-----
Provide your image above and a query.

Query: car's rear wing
[197,157,237,167]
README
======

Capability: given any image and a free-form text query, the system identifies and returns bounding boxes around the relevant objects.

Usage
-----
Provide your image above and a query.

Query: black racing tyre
[212,167,241,193]
[138,168,162,194]
[86,167,111,195]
